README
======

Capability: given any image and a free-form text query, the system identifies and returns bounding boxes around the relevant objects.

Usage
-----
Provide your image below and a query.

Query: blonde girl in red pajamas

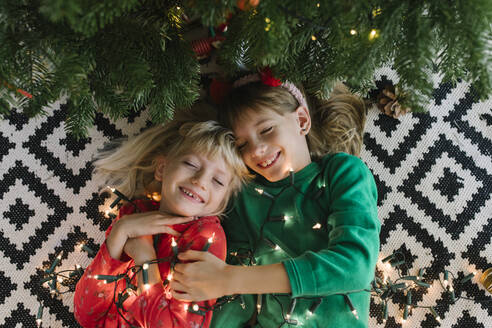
[73,104,250,328]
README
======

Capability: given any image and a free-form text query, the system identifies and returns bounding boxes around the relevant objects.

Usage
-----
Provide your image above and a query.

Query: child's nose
[252,142,267,158]
[191,172,207,190]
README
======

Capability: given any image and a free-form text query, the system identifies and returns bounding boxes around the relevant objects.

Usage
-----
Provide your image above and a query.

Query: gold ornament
[479,268,492,294]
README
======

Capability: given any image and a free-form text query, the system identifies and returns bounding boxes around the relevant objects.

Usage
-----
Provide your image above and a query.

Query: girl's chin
[261,168,290,182]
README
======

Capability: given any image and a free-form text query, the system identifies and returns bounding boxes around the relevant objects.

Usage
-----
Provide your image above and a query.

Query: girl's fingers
[177,250,207,261]
[169,280,187,292]
[158,216,195,225]
[173,263,190,276]
[162,227,181,237]
[171,289,193,301]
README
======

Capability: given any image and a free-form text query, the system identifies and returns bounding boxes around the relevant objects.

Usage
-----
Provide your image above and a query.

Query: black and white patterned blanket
[0,68,491,327]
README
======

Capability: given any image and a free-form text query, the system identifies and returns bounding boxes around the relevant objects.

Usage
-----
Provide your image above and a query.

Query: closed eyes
[184,161,198,168]
[237,126,273,150]
[213,178,224,186]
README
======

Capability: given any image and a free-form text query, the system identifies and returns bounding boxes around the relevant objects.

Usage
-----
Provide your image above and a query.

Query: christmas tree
[1,0,491,136]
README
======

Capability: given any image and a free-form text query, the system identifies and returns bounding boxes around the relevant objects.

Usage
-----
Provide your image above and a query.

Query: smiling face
[155,152,232,217]
[232,107,312,182]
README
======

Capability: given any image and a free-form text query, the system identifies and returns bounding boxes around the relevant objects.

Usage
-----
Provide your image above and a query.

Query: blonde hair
[93,102,250,216]
[219,82,366,158]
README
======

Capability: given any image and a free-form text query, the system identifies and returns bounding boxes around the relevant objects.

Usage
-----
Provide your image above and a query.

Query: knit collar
[252,160,320,188]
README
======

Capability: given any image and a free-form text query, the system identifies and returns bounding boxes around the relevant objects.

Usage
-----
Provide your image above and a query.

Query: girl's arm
[124,236,163,294]
[281,154,380,297]
[74,204,139,327]
[171,252,290,301]
[73,240,135,327]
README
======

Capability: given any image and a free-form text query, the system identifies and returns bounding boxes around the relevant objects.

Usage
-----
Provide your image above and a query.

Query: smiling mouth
[179,187,204,203]
[257,151,281,169]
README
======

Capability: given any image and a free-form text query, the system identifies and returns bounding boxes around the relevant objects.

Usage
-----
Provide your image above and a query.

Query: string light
[307,298,322,317]
[183,303,189,311]
[286,298,297,320]
[390,260,405,267]
[142,263,149,289]
[81,243,95,256]
[430,307,441,323]
[257,294,262,314]
[460,272,475,283]
[46,252,63,274]
[344,295,359,320]
[311,35,316,41]
[151,192,161,201]
[255,188,273,198]
[36,303,43,327]
[312,223,321,229]
[171,237,178,256]
[192,303,199,311]
[269,214,291,222]
[314,184,325,199]
[369,29,379,40]
[350,29,357,35]
[203,232,215,251]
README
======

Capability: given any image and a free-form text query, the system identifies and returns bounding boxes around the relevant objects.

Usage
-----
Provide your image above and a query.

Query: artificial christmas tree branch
[1,0,490,136]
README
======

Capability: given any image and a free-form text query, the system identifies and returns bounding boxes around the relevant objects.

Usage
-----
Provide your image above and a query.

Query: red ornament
[191,36,225,59]
[237,0,260,11]
[259,67,282,87]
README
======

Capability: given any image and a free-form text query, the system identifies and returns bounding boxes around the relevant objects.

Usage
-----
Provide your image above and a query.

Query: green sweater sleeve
[283,153,380,297]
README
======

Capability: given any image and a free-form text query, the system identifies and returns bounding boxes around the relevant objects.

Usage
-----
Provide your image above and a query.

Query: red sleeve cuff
[99,241,134,272]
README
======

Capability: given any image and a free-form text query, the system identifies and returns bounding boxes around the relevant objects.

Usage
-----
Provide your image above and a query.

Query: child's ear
[154,156,166,182]
[295,106,311,136]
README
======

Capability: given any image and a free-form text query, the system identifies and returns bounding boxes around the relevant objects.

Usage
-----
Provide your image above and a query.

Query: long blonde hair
[93,102,250,215]
[219,82,366,158]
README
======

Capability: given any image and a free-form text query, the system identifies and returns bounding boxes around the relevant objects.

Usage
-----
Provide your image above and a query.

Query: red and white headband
[232,68,308,109]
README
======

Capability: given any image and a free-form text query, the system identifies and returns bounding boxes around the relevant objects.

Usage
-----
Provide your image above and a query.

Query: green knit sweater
[211,153,381,328]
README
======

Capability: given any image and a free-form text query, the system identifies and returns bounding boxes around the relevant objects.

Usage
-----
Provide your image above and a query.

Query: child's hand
[106,211,192,260]
[170,250,231,301]
[117,211,194,239]
[124,236,156,265]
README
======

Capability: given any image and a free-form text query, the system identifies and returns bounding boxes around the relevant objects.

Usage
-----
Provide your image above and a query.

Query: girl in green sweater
[170,70,381,328]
